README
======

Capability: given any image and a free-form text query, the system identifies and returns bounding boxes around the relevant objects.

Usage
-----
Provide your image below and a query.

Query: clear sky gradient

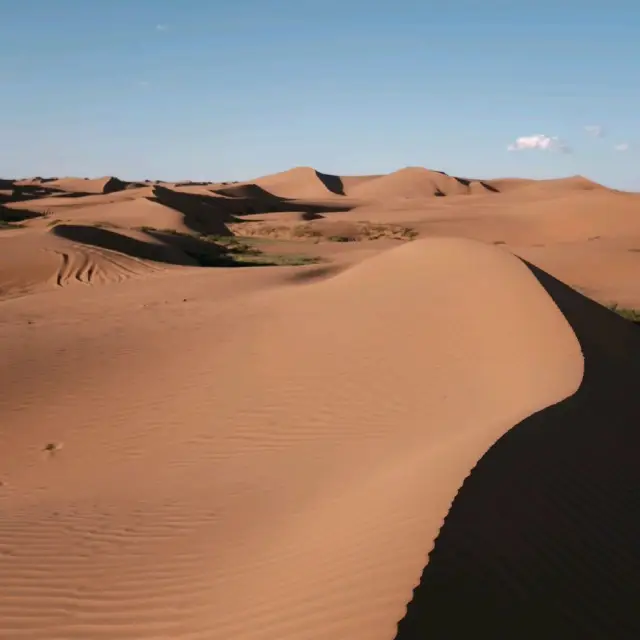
[2,1,639,189]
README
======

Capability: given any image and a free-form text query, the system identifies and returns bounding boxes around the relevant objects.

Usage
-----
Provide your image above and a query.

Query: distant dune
[348,166,499,199]
[1,164,640,638]
[18,175,144,194]
[249,166,380,199]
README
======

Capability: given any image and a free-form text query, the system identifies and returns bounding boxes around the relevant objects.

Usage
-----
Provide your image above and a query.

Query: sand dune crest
[0,238,583,639]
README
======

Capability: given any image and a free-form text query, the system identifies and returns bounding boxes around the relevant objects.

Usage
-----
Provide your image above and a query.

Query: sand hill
[347,166,499,199]
[1,165,640,638]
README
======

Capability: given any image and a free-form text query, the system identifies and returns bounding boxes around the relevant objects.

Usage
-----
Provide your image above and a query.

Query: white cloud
[156,24,168,31]
[614,142,630,151]
[584,124,604,137]
[507,134,570,153]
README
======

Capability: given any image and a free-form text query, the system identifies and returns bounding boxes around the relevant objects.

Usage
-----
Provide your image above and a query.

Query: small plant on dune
[328,235,354,243]
[607,303,640,322]
[136,226,188,236]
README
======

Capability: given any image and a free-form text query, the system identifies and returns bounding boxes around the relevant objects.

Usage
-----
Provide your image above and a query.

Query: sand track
[0,229,165,299]
[51,245,160,289]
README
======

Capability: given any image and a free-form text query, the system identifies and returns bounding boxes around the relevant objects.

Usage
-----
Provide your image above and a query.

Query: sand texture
[1,166,639,639]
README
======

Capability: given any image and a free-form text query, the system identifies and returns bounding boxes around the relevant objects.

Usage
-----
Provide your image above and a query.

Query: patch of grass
[47,218,63,226]
[291,225,323,239]
[248,253,321,266]
[133,226,321,268]
[136,225,189,236]
[607,303,640,322]
[185,249,321,268]
[493,240,506,245]
[231,221,418,242]
[200,234,261,255]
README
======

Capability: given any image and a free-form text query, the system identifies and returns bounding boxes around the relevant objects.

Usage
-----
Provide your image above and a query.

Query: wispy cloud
[584,124,604,138]
[156,24,168,31]
[507,134,570,153]
[614,142,630,151]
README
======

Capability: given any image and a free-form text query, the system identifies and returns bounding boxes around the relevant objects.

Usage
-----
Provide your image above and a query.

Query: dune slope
[349,167,499,199]
[396,264,640,639]
[0,238,582,639]
[0,227,172,299]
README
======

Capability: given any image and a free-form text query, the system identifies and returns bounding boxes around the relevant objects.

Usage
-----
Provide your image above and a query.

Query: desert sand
[1,166,639,639]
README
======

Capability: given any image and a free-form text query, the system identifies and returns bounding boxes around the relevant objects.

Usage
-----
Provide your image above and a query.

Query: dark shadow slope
[50,224,314,269]
[394,262,640,640]
[149,185,237,234]
[212,183,352,216]
[0,204,46,223]
[213,183,291,202]
[315,170,345,196]
[52,224,197,265]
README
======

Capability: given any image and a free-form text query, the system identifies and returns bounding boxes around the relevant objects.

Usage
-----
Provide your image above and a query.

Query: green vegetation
[608,304,640,322]
[185,250,320,267]
[136,225,187,235]
[135,226,321,268]
[232,221,418,242]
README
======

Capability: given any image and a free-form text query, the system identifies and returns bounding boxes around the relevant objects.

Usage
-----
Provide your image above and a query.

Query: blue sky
[2,1,639,189]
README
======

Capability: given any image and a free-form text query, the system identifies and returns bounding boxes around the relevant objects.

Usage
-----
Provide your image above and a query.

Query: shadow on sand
[211,182,352,215]
[0,204,47,223]
[51,223,315,268]
[394,263,640,640]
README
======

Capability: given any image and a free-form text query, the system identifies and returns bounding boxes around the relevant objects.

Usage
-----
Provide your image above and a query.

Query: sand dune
[248,166,500,201]
[0,227,172,298]
[0,238,583,639]
[348,166,499,199]
[1,164,639,638]
[19,176,143,195]
[250,166,379,199]
[397,264,640,639]
[487,174,608,193]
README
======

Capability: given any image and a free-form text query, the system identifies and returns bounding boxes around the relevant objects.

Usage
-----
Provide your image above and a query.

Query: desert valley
[1,165,640,638]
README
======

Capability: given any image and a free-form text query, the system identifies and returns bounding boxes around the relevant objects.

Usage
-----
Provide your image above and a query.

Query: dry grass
[608,304,640,322]
[228,221,418,242]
